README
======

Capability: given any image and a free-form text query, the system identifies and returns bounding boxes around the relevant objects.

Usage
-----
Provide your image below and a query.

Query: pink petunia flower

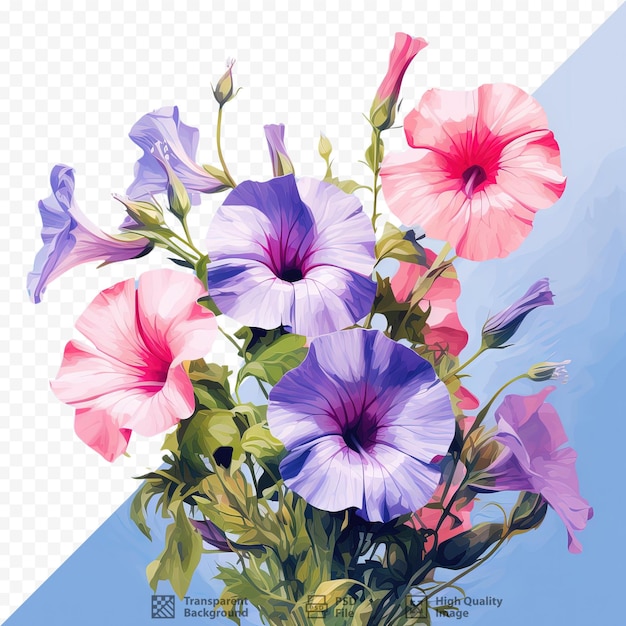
[380,84,566,261]
[391,247,468,356]
[51,269,216,461]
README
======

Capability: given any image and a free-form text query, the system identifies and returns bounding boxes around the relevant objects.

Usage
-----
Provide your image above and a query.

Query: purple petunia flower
[475,387,593,553]
[206,175,376,337]
[266,329,456,523]
[264,124,294,177]
[481,278,554,348]
[27,165,151,304]
[126,106,227,205]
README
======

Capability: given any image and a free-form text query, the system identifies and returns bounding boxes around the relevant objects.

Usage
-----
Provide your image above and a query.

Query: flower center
[280,266,304,283]
[461,164,487,198]
[343,426,363,453]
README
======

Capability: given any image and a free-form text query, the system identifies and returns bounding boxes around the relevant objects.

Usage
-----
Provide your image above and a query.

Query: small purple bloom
[188,518,232,552]
[27,165,151,304]
[475,387,593,553]
[266,329,456,522]
[126,106,227,205]
[264,124,294,177]
[482,278,554,348]
[206,175,376,337]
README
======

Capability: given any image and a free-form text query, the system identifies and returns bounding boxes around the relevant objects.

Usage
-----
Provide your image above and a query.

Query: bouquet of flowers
[29,33,593,626]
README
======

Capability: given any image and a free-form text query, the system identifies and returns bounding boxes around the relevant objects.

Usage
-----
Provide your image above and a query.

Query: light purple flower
[27,165,151,304]
[482,278,554,348]
[477,387,593,553]
[206,175,376,337]
[264,124,294,177]
[126,106,227,205]
[266,329,456,523]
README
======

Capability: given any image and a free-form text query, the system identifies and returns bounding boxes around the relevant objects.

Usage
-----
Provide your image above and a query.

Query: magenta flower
[370,33,428,131]
[264,124,294,177]
[27,165,151,304]
[126,106,228,205]
[51,269,216,461]
[380,84,567,260]
[476,387,593,553]
[266,329,455,523]
[482,278,554,348]
[206,175,376,337]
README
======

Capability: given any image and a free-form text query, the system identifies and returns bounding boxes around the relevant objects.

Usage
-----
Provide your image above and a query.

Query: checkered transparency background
[0,0,621,620]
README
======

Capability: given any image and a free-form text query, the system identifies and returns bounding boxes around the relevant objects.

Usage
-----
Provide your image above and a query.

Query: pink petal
[99,364,196,437]
[74,278,152,368]
[137,269,216,366]
[51,340,144,407]
[74,407,132,462]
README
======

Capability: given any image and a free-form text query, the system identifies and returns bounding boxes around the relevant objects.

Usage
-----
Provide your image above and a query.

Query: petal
[296,177,376,277]
[280,436,366,512]
[114,364,196,436]
[207,260,295,330]
[360,444,442,522]
[74,278,152,369]
[532,448,593,553]
[291,268,376,336]
[136,269,216,366]
[51,339,145,407]
[74,407,132,462]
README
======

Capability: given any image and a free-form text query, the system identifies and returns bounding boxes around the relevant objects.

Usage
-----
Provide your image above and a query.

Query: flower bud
[369,33,427,131]
[113,194,165,229]
[481,278,554,349]
[527,360,571,383]
[213,58,236,107]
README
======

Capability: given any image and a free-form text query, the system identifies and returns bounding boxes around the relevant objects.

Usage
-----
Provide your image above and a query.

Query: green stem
[216,106,237,187]
[176,220,204,259]
[468,373,529,436]
[371,129,381,230]
[129,229,200,266]
[257,379,269,400]
[443,347,486,382]
[218,326,242,352]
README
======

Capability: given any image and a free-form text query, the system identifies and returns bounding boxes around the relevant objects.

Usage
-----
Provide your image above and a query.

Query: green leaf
[375,223,427,265]
[241,424,285,462]
[309,578,362,609]
[237,334,308,389]
[196,295,222,315]
[130,481,162,540]
[146,501,203,599]
[370,275,430,343]
[186,360,234,411]
[195,255,209,289]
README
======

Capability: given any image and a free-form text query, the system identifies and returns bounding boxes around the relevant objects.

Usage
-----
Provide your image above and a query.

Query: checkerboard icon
[151,595,176,619]
[405,591,427,619]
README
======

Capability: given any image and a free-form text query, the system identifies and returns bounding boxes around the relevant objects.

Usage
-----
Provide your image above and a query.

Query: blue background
[6,6,626,625]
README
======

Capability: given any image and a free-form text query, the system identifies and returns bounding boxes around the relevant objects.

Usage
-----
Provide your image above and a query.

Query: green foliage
[370,275,430,343]
[317,133,370,194]
[236,332,308,391]
[147,499,204,599]
[375,223,427,265]
[241,423,285,462]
